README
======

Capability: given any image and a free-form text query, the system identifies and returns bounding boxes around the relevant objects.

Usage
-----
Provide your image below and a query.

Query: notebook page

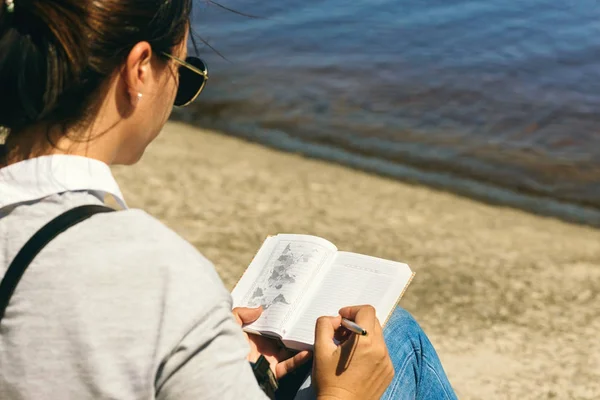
[232,234,337,333]
[284,252,413,346]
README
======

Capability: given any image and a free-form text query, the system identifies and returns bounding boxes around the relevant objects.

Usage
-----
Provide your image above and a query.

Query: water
[180,0,600,224]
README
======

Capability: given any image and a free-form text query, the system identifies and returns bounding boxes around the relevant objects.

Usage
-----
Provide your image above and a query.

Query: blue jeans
[379,308,457,399]
[285,308,457,399]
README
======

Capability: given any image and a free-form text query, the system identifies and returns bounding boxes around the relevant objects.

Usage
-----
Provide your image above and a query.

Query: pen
[341,318,368,336]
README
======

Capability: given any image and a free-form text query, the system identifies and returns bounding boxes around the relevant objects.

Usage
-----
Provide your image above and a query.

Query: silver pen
[341,318,368,336]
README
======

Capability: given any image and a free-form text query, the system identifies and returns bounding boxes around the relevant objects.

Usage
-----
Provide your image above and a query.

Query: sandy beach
[113,121,600,399]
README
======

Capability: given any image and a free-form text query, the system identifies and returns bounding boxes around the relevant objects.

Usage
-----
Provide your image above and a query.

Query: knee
[380,308,426,391]
[384,308,423,336]
[381,309,456,399]
[383,308,425,355]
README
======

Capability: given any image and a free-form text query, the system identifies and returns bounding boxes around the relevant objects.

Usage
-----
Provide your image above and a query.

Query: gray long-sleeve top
[0,155,268,399]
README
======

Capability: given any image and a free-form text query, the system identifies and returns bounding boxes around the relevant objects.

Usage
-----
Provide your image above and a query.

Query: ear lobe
[128,91,143,107]
[124,41,153,106]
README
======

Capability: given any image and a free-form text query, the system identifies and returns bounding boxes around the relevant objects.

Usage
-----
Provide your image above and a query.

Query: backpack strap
[0,205,115,323]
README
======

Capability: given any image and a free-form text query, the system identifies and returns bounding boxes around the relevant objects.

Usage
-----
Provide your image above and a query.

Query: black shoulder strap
[0,205,115,323]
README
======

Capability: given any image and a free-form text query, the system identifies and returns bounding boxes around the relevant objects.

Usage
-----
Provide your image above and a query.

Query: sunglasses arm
[161,52,208,79]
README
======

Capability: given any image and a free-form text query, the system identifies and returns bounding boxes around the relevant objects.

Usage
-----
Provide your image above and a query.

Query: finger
[334,326,351,344]
[251,335,284,357]
[275,351,313,379]
[373,317,384,337]
[314,315,342,355]
[232,307,263,325]
[339,305,377,332]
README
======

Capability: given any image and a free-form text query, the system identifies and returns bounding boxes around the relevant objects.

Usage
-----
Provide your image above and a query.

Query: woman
[0,0,456,399]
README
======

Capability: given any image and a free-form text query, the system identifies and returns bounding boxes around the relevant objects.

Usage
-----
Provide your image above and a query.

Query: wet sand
[113,121,600,399]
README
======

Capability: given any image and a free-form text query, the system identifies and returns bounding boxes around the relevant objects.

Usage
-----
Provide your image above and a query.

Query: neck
[1,121,121,168]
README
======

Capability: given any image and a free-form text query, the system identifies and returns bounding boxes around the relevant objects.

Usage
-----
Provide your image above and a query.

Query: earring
[135,92,143,106]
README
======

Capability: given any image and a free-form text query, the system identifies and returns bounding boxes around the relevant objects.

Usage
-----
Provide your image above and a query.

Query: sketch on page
[245,240,330,327]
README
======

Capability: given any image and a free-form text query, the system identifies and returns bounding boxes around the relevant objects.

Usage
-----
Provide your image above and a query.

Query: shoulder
[51,207,229,304]
[71,208,217,270]
[42,207,234,338]
[82,208,204,255]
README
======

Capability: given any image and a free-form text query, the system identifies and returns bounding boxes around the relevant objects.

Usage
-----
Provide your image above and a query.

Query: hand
[232,307,312,379]
[312,305,394,400]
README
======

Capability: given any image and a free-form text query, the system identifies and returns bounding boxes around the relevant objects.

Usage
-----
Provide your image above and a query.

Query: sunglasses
[162,52,209,107]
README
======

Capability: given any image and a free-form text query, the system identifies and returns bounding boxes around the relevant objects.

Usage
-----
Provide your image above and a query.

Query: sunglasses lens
[174,57,207,107]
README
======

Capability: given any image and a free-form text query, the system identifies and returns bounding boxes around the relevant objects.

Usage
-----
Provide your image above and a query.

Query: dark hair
[0,0,192,134]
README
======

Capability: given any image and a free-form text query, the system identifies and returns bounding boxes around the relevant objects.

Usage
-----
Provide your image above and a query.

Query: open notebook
[232,234,414,351]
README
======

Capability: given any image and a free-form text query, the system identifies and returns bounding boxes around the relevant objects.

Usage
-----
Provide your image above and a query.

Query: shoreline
[113,121,600,399]
[171,113,600,228]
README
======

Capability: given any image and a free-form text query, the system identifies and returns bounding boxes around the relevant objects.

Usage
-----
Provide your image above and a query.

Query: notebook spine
[383,271,416,326]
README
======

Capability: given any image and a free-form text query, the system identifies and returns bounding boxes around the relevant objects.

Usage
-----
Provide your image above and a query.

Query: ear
[124,42,153,106]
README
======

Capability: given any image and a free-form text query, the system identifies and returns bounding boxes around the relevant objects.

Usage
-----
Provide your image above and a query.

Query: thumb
[314,315,342,355]
[233,307,263,325]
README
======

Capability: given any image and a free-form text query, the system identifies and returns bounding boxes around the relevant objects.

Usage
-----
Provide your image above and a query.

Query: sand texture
[112,121,600,399]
